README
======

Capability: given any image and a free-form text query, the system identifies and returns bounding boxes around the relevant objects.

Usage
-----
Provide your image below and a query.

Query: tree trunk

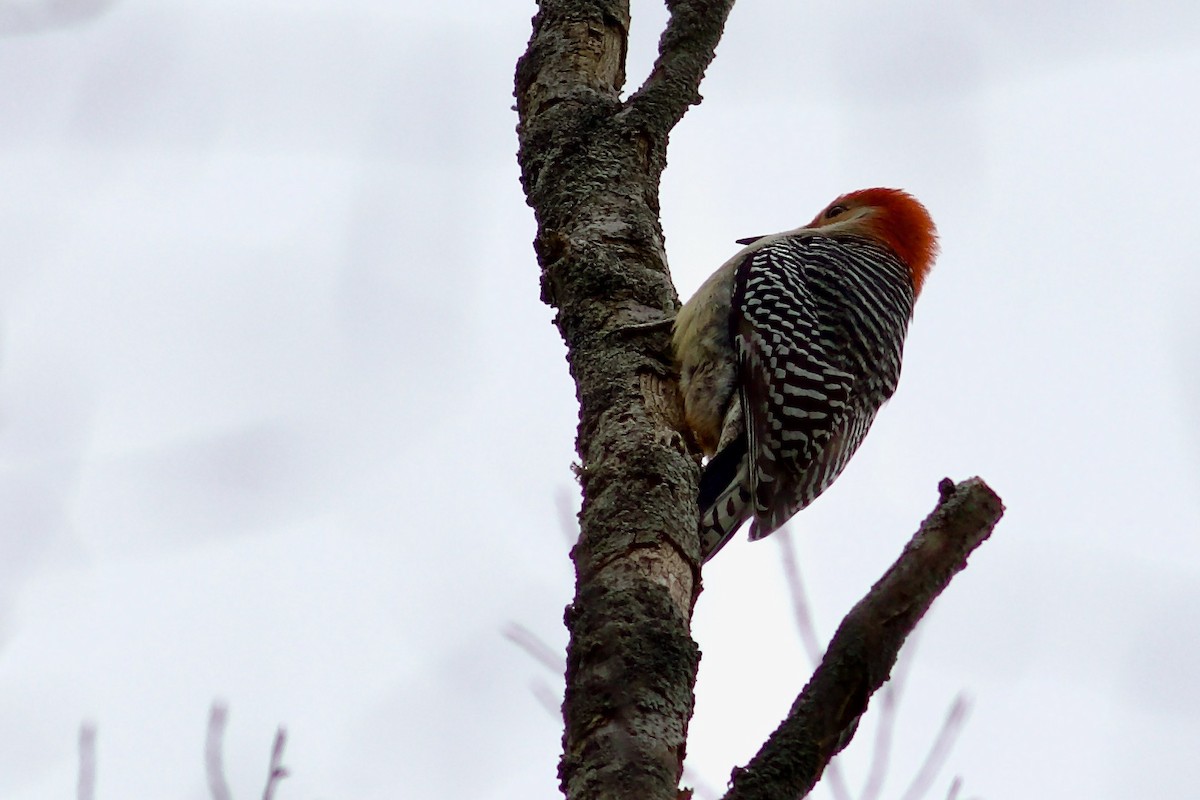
[516,3,735,797]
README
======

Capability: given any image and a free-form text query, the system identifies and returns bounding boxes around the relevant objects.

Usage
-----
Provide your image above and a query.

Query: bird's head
[807,188,939,296]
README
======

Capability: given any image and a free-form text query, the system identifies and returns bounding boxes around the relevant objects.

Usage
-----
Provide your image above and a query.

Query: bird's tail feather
[698,436,751,562]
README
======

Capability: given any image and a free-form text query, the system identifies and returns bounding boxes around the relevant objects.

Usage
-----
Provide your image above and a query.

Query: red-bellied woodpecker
[673,188,939,562]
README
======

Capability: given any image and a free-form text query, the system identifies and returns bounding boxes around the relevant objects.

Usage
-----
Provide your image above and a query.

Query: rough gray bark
[514,4,1004,800]
[516,3,733,799]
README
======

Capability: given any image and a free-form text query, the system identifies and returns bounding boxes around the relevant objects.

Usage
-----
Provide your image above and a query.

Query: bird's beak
[736,235,765,246]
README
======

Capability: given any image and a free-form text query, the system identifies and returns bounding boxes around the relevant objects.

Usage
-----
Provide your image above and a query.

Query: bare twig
[206,702,232,800]
[723,478,1004,800]
[856,686,897,800]
[821,749,854,800]
[504,622,565,675]
[555,486,580,546]
[262,727,289,800]
[778,531,853,800]
[778,532,854,800]
[531,679,563,719]
[77,722,96,800]
[858,627,921,800]
[778,530,824,667]
[945,776,963,800]
[897,695,970,800]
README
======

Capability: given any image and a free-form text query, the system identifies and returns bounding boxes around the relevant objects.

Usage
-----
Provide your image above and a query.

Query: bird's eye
[825,204,848,219]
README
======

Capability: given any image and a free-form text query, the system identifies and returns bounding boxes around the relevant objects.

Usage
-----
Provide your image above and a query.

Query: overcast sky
[1,1,1199,798]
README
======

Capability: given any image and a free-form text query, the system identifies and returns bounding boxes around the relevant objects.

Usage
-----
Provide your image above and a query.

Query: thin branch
[555,486,581,546]
[855,687,896,800]
[722,478,1004,800]
[506,621,566,716]
[858,627,921,800]
[77,722,96,800]
[778,530,824,667]
[504,622,566,675]
[531,679,563,719]
[262,727,289,800]
[779,531,852,800]
[897,695,970,800]
[206,702,232,800]
[820,748,854,800]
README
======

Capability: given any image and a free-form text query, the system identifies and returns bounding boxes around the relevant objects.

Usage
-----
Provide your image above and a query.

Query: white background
[2,1,1199,798]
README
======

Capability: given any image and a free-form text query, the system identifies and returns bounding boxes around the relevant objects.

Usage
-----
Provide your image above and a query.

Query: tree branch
[624,0,734,134]
[723,478,1004,800]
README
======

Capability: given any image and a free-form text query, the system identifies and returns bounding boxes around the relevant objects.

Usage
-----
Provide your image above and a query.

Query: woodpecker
[673,188,938,562]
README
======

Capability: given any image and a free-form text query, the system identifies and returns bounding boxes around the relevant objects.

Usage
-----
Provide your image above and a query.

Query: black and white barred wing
[732,235,913,540]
